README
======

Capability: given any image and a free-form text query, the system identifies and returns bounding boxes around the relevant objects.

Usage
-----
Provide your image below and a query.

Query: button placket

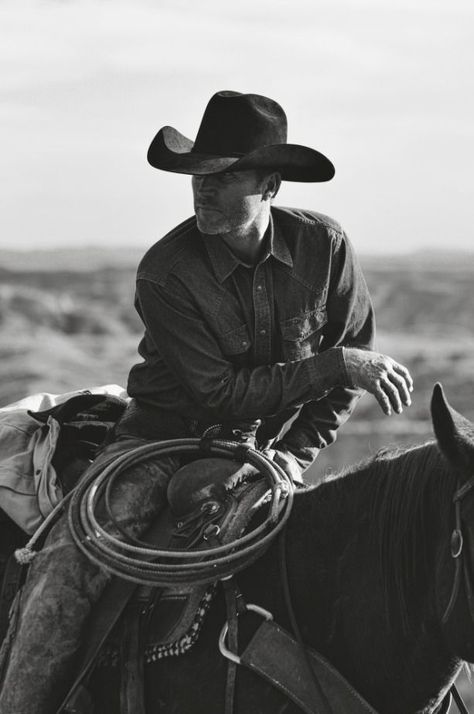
[253,265,272,364]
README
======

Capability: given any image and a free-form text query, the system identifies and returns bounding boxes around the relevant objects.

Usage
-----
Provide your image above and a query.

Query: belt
[115,400,263,447]
[114,400,190,441]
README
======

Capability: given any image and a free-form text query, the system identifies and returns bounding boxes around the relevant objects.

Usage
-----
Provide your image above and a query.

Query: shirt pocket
[219,324,252,365]
[280,307,328,360]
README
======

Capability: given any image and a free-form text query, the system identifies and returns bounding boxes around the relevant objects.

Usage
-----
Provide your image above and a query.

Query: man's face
[192,170,266,235]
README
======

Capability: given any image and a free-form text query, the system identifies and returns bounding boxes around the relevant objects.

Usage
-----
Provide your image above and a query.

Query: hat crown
[193,91,288,157]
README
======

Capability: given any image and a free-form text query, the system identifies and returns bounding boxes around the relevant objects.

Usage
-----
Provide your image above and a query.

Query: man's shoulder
[137,216,200,283]
[273,206,345,238]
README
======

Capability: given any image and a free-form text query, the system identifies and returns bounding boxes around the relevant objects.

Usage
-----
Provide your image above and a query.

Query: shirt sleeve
[275,231,375,470]
[134,275,349,421]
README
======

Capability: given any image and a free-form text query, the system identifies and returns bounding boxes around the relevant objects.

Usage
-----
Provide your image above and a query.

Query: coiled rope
[67,438,294,587]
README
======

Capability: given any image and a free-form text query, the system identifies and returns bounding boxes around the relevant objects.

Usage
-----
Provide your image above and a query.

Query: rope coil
[67,438,294,587]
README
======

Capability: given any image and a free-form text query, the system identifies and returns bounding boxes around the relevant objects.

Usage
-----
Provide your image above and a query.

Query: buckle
[218,603,273,664]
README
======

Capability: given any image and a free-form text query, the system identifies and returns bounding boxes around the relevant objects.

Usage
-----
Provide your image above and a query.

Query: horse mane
[324,441,455,635]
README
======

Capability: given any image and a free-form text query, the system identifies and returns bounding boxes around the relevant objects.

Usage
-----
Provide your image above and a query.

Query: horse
[82,383,474,714]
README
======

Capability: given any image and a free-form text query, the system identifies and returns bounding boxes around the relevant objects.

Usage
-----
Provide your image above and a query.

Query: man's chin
[195,217,228,235]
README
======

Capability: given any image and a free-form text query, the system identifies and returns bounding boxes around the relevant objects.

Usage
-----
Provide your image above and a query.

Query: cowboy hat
[147,90,335,182]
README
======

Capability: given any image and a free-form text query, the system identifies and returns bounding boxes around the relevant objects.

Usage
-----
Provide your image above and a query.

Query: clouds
[1,0,473,251]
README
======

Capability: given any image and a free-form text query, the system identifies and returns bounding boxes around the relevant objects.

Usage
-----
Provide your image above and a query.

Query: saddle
[103,458,269,661]
[60,455,271,714]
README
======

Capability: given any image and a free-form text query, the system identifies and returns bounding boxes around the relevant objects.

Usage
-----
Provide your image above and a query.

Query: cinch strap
[240,620,379,714]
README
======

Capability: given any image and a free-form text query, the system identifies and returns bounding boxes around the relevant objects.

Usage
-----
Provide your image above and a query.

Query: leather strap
[120,605,146,714]
[57,577,137,714]
[222,578,247,714]
[59,685,94,714]
[240,620,379,714]
[223,582,238,714]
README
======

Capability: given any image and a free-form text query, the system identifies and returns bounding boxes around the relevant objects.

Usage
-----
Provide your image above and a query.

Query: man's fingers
[380,377,403,414]
[391,362,414,392]
[373,381,392,416]
[344,348,414,415]
[387,368,412,407]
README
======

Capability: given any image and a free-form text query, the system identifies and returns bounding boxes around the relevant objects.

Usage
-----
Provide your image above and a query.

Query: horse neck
[300,442,456,632]
[281,443,461,713]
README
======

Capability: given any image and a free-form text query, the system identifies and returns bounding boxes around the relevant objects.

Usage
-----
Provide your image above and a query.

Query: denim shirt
[127,206,375,470]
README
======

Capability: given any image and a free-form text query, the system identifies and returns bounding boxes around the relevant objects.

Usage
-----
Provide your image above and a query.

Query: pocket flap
[281,308,327,341]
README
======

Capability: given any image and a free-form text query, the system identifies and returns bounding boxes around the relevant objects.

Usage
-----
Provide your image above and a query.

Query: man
[125,90,412,477]
[0,91,412,714]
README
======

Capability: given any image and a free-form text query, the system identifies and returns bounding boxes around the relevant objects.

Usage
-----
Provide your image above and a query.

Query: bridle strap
[442,475,474,625]
[278,528,334,714]
[453,477,474,503]
[441,498,463,625]
[462,547,474,623]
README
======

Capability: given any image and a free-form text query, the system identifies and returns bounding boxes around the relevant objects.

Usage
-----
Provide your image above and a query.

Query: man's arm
[135,275,348,420]
[272,231,375,472]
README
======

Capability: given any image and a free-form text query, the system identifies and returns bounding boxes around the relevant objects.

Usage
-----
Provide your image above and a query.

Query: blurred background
[1,0,474,708]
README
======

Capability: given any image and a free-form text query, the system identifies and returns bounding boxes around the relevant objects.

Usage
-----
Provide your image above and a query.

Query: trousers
[0,427,180,714]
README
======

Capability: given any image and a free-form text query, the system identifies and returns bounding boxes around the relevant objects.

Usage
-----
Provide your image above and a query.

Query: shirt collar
[202,210,293,284]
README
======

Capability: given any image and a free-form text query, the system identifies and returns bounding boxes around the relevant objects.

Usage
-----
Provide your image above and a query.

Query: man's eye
[219,173,237,182]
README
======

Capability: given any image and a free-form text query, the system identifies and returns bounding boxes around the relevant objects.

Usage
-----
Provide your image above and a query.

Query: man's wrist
[307,347,350,396]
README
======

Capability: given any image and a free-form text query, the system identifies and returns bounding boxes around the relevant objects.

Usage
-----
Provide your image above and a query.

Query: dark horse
[86,383,474,714]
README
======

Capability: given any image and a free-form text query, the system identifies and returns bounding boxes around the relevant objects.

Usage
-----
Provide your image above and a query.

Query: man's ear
[262,172,282,200]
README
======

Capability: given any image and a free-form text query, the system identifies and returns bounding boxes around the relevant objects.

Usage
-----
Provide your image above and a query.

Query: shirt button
[256,285,263,291]
[242,340,248,347]
[259,329,267,336]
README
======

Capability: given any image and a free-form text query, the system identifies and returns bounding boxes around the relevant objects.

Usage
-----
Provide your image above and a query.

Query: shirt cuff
[306,347,349,399]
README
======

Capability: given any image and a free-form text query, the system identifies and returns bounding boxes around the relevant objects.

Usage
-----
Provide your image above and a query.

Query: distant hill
[1,247,473,475]
[0,247,145,271]
[2,247,473,272]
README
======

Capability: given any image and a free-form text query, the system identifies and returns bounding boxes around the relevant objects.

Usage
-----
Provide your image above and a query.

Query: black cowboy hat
[147,90,335,183]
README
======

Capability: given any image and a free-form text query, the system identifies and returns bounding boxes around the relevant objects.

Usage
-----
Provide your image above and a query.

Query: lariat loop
[67,438,294,587]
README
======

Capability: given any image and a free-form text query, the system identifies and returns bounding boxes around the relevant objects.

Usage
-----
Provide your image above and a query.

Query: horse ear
[431,383,474,475]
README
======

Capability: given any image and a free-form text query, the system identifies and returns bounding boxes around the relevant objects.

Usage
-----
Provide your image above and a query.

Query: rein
[278,526,335,714]
[440,476,474,714]
[442,475,474,625]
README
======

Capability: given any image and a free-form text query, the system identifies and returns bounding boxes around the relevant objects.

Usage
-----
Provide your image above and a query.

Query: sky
[1,0,473,254]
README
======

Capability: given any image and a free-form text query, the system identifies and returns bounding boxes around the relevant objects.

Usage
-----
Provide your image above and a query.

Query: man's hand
[343,348,413,416]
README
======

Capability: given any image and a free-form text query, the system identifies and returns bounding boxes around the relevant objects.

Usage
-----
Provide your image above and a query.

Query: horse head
[431,382,474,661]
[432,383,474,475]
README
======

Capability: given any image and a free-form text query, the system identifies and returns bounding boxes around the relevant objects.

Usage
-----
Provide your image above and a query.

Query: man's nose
[193,175,216,197]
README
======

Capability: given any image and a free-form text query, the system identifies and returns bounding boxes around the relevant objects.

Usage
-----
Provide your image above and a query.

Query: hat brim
[147,126,335,183]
